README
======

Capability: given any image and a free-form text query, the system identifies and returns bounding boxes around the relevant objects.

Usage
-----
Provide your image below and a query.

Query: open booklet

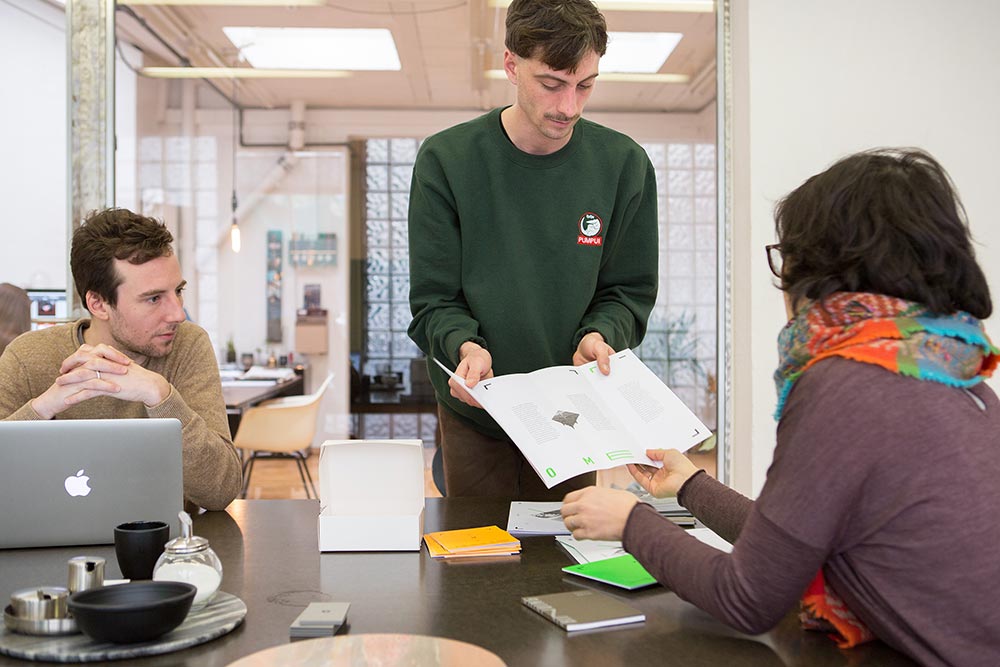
[435,349,711,488]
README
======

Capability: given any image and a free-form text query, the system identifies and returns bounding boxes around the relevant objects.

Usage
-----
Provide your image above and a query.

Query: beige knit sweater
[0,319,242,510]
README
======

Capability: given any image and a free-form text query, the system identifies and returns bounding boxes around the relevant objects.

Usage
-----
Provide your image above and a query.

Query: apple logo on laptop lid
[64,469,92,497]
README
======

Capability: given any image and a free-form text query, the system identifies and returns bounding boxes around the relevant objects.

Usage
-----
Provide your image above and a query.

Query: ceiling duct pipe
[219,101,306,247]
[233,152,299,222]
[288,100,306,151]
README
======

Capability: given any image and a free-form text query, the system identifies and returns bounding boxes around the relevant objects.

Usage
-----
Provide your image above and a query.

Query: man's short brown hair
[70,208,175,311]
[505,0,608,72]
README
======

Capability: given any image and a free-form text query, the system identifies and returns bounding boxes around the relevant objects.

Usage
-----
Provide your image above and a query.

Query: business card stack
[289,602,350,639]
[423,525,521,559]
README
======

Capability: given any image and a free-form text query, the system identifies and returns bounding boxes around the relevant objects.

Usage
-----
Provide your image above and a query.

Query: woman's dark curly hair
[775,148,991,318]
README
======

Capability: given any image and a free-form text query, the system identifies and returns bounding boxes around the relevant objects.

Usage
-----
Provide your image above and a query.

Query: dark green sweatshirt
[407,107,658,438]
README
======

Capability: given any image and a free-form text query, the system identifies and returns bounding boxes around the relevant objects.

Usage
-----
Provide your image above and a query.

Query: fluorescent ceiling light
[123,0,326,5]
[141,67,353,79]
[594,0,713,10]
[489,0,714,12]
[483,70,688,84]
[223,27,401,71]
[602,31,682,73]
[484,31,682,77]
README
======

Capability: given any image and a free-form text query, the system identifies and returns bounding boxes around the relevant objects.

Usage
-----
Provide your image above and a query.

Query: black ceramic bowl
[68,581,196,644]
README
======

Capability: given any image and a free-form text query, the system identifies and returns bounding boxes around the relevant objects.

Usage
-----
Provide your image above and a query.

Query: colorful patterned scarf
[775,292,998,420]
[774,292,998,648]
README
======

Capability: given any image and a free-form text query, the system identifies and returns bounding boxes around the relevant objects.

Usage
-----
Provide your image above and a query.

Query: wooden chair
[234,373,334,499]
[431,446,446,497]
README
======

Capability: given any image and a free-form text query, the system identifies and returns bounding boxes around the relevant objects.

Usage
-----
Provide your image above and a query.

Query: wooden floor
[240,446,444,500]
[241,446,719,500]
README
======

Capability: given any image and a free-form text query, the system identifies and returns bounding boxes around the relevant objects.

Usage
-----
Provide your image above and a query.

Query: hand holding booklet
[435,349,711,488]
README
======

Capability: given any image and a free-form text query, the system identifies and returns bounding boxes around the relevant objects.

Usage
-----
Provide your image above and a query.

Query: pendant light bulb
[230,220,241,253]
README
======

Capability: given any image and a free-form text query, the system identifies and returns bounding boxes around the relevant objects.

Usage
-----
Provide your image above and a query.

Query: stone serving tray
[0,592,246,663]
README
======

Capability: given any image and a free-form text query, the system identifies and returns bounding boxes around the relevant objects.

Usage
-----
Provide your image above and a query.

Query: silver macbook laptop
[0,419,184,549]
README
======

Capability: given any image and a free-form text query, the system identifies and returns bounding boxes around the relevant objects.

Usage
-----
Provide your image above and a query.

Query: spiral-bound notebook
[521,589,645,632]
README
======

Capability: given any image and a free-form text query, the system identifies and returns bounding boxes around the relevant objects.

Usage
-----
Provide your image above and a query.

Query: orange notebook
[424,525,520,554]
[423,534,519,559]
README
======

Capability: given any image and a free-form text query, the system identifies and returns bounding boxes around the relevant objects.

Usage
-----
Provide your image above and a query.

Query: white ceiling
[116,0,717,113]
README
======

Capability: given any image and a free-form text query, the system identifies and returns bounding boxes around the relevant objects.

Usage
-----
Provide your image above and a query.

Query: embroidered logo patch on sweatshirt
[577,212,603,246]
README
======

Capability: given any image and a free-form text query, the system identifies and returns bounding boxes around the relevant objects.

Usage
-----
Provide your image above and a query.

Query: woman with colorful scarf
[560,148,1000,667]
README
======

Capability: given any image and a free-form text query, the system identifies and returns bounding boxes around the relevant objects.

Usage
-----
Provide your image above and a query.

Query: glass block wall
[138,135,220,348]
[634,142,717,431]
[358,138,717,440]
[360,138,438,443]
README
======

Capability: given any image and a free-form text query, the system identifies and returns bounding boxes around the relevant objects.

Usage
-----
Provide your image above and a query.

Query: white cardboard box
[318,439,425,551]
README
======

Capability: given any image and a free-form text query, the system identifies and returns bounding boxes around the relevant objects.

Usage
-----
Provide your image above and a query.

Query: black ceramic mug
[114,521,170,581]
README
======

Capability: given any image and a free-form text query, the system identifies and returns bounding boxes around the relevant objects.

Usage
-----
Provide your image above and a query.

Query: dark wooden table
[222,375,304,437]
[0,499,917,666]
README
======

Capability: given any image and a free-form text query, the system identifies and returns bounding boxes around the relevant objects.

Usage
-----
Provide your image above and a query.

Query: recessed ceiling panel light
[483,69,689,84]
[594,0,714,11]
[124,0,327,5]
[602,32,682,73]
[141,67,353,78]
[223,27,401,71]
[489,0,714,12]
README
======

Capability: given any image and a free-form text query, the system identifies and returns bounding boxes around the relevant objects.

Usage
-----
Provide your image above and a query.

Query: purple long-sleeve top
[623,358,1000,667]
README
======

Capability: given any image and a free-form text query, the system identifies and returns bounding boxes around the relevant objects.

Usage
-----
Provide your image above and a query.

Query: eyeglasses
[765,243,783,278]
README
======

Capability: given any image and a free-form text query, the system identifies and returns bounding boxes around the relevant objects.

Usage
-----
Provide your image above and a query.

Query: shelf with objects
[350,355,438,442]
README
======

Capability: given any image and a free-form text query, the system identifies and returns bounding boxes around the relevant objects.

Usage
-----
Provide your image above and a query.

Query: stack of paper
[506,501,569,536]
[555,536,628,564]
[506,498,694,535]
[651,502,695,527]
[240,366,297,381]
[423,525,521,559]
[617,483,696,527]
[556,528,732,566]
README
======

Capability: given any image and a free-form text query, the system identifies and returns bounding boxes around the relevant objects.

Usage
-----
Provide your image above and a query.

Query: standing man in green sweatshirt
[408,0,658,499]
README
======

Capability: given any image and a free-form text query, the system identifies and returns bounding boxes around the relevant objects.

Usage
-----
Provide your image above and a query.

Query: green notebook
[562,554,657,590]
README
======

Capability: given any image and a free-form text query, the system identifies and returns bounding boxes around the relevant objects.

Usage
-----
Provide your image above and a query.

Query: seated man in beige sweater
[0,208,242,510]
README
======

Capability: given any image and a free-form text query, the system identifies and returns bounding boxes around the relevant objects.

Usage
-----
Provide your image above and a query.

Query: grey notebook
[522,589,645,632]
[0,419,184,549]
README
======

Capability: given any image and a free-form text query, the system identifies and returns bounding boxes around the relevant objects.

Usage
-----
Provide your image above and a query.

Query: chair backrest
[311,372,335,402]
[234,373,334,453]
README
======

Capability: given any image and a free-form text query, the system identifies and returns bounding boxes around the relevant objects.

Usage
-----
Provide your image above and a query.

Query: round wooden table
[226,633,506,667]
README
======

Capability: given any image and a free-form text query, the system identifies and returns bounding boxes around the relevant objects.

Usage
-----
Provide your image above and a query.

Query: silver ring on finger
[96,370,101,381]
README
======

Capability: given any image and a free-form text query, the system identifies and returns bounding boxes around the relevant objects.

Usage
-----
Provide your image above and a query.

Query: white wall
[730,0,1000,497]
[0,0,138,292]
[0,0,67,289]
[115,43,140,213]
[234,106,715,145]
